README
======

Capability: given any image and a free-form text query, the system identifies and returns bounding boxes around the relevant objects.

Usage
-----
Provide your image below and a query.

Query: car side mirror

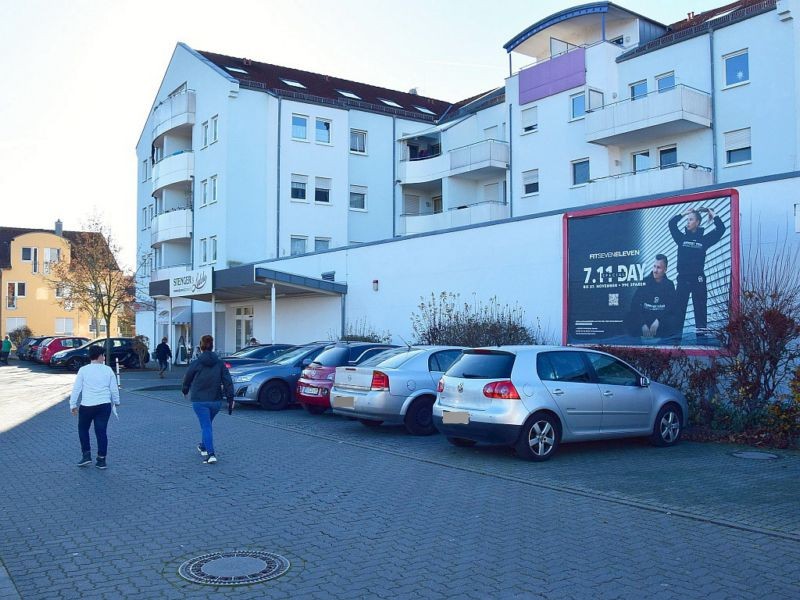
[639,376,650,387]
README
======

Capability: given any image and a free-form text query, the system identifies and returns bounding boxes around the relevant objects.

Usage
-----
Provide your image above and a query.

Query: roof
[196,49,453,122]
[0,227,115,270]
[618,0,776,61]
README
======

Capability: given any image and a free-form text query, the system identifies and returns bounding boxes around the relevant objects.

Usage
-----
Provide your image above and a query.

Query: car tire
[650,403,682,447]
[447,436,477,448]
[124,356,141,369]
[259,381,290,411]
[403,396,437,436]
[514,411,561,462]
[304,404,327,415]
[358,418,383,428]
[67,358,82,372]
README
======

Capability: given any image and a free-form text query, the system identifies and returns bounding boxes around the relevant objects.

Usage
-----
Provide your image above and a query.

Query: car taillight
[482,380,520,399]
[224,362,232,369]
[437,378,444,393]
[370,371,390,391]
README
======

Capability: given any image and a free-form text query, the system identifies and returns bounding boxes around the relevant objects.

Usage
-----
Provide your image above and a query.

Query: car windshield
[229,346,271,358]
[270,346,314,365]
[446,350,515,379]
[362,348,422,368]
[311,347,350,366]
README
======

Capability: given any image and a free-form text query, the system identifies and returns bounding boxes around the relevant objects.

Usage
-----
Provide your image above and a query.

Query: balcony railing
[399,200,509,235]
[153,263,192,282]
[151,207,192,247]
[585,162,713,201]
[152,151,194,193]
[585,84,711,146]
[449,139,509,174]
[152,90,196,139]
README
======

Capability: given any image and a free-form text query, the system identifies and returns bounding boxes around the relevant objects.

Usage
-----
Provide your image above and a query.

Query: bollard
[115,357,121,388]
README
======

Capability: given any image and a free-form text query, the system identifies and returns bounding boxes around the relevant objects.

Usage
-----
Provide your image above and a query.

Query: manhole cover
[178,550,290,586]
[731,451,779,460]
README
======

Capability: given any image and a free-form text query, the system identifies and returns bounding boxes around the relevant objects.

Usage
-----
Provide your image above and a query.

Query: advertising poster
[564,191,738,348]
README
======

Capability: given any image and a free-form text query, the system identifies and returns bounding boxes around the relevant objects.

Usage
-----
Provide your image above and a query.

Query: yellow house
[0,222,119,340]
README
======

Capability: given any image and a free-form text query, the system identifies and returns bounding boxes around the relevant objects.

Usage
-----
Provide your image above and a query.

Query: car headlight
[53,351,67,359]
[233,373,256,383]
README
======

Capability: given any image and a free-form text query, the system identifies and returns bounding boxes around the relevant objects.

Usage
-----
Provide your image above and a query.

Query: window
[659,146,678,168]
[572,159,590,185]
[6,282,26,309]
[201,179,208,206]
[141,207,148,229]
[588,89,604,111]
[657,72,676,92]
[630,80,647,100]
[6,317,26,332]
[43,248,60,274]
[200,238,207,263]
[314,238,330,252]
[379,98,403,108]
[141,159,149,182]
[432,195,443,214]
[570,93,585,119]
[225,66,248,75]
[291,174,308,200]
[149,205,154,223]
[429,349,462,373]
[202,121,209,147]
[632,151,650,173]
[350,129,367,153]
[55,318,74,335]
[210,175,218,202]
[315,118,331,144]
[280,78,306,88]
[210,236,217,262]
[522,169,539,195]
[725,128,752,164]
[586,353,639,386]
[21,247,33,262]
[536,351,591,383]
[724,50,749,86]
[210,115,218,142]
[521,106,538,133]
[290,236,307,256]
[349,185,367,210]
[337,90,361,100]
[315,177,331,203]
[89,319,107,334]
[55,284,67,299]
[609,36,624,46]
[414,106,436,115]
[292,114,308,140]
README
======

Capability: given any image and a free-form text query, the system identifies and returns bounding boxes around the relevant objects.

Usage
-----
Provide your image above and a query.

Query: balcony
[400,201,510,235]
[152,263,192,283]
[152,151,194,194]
[449,140,509,179]
[151,208,192,247]
[152,91,196,140]
[586,85,711,146]
[584,162,713,202]
[397,153,449,185]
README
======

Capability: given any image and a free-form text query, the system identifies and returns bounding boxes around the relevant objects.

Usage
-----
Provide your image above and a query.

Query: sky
[0,0,725,269]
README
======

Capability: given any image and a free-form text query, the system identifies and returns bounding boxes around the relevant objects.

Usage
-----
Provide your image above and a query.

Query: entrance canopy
[149,264,347,301]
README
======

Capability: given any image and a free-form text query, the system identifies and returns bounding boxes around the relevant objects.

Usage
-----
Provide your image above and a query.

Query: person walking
[1,335,12,365]
[181,335,234,464]
[69,345,120,469]
[154,337,172,378]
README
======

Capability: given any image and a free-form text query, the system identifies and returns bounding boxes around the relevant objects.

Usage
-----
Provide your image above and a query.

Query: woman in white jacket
[70,345,120,469]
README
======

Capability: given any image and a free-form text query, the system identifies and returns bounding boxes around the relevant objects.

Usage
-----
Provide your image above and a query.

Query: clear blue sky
[0,0,724,268]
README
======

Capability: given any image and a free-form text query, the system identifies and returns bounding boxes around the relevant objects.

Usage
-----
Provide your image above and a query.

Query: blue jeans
[193,401,221,455]
[78,403,112,456]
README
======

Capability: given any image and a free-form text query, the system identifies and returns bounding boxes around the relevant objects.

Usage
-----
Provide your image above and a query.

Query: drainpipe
[392,116,397,238]
[709,28,719,184]
[508,103,514,218]
[340,294,346,339]
[276,97,282,257]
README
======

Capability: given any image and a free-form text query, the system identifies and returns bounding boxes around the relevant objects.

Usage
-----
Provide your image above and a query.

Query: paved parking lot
[1,360,799,599]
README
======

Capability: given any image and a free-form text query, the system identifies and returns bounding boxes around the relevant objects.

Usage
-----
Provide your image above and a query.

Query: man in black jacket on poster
[626,254,676,341]
[668,206,726,342]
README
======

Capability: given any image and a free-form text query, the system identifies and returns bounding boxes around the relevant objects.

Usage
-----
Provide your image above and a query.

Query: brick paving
[1,360,799,599]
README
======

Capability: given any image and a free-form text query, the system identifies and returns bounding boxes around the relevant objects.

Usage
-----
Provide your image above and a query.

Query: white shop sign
[170,267,212,297]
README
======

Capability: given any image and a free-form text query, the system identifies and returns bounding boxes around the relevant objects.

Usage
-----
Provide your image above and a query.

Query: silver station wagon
[433,346,687,461]
[331,346,464,435]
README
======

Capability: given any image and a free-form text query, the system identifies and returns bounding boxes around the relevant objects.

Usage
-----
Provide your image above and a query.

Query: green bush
[8,325,33,348]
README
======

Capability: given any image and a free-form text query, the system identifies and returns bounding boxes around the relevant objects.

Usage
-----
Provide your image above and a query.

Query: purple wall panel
[519,48,586,105]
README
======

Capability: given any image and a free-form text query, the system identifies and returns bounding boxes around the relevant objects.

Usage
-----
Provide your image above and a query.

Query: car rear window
[362,348,422,368]
[446,351,515,379]
[312,347,350,366]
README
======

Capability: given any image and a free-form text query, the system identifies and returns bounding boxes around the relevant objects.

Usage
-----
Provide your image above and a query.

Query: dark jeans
[78,403,112,456]
[674,274,709,336]
[193,401,221,455]
[0,351,9,365]
[158,359,169,372]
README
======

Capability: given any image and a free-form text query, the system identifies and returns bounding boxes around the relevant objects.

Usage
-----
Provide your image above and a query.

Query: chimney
[55,219,63,236]
[408,87,419,95]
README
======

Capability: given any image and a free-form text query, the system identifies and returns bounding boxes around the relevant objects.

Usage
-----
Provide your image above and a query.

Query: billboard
[563,190,739,349]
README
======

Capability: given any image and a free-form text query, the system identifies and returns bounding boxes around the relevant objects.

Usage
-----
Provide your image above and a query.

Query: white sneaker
[205,454,217,464]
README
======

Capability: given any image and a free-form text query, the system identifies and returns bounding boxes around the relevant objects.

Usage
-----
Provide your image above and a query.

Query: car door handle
[551,388,564,396]
[602,390,614,397]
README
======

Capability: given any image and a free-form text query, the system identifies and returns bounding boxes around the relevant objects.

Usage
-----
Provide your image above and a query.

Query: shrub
[410,292,550,347]
[334,318,391,343]
[8,325,33,348]
[133,335,150,369]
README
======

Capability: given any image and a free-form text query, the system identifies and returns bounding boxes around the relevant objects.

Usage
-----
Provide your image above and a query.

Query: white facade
[136,0,800,354]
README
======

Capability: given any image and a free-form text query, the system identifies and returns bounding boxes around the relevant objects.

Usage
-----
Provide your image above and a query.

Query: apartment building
[0,222,119,339]
[137,0,800,353]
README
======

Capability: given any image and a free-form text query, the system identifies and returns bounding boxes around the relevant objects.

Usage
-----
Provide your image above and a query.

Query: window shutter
[523,169,539,186]
[521,107,538,132]
[483,183,499,202]
[724,128,751,151]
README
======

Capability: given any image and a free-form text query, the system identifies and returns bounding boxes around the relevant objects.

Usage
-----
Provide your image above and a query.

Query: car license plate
[442,410,469,425]
[302,386,320,396]
[333,395,355,409]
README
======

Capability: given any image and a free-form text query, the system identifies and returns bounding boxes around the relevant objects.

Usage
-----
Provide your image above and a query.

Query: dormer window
[379,98,403,108]
[280,78,307,88]
[337,90,361,100]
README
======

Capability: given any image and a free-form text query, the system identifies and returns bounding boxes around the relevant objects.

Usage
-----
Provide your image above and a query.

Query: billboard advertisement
[563,190,739,348]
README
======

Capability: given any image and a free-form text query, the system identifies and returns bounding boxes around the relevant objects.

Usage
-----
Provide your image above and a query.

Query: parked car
[230,343,332,410]
[223,344,294,369]
[330,346,465,435]
[433,346,687,461]
[33,337,57,363]
[16,336,46,360]
[296,342,397,414]
[39,336,90,365]
[50,337,150,371]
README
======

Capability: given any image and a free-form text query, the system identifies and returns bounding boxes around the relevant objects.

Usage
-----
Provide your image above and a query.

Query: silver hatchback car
[433,346,687,461]
[331,346,464,435]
